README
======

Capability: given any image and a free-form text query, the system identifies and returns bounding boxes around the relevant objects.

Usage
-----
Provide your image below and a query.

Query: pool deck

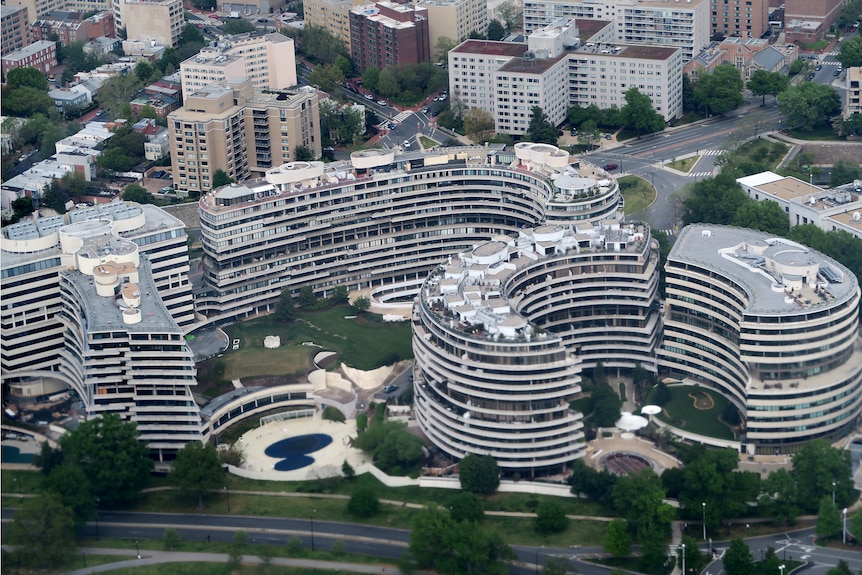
[236,412,367,481]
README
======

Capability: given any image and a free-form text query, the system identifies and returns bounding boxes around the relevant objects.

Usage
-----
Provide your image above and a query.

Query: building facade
[419,0,488,51]
[168,79,320,196]
[784,0,844,42]
[114,0,183,47]
[710,0,769,39]
[1,39,56,75]
[303,0,364,53]
[845,67,861,120]
[2,5,30,56]
[194,143,624,322]
[179,32,297,97]
[349,1,431,73]
[659,224,862,454]
[31,10,114,46]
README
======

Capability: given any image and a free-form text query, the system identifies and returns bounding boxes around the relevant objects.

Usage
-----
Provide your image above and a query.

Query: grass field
[667,156,698,173]
[652,386,737,440]
[785,125,842,141]
[618,175,656,215]
[419,136,438,149]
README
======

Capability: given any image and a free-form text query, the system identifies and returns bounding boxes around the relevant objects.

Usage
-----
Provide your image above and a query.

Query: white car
[403,140,411,148]
[364,93,374,100]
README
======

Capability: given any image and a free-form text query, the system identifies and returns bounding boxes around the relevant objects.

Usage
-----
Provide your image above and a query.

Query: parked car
[403,140,411,148]
[570,128,577,136]
[807,73,816,81]
[604,163,618,171]
[377,100,387,106]
[364,93,374,100]
[815,64,822,71]
[383,384,398,393]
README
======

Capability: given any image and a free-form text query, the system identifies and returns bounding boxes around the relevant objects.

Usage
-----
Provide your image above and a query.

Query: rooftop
[670,224,857,314]
[498,53,566,74]
[451,39,528,57]
[1,40,56,61]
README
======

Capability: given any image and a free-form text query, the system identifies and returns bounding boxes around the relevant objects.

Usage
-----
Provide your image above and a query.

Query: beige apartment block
[114,0,183,46]
[4,0,67,22]
[304,0,365,52]
[179,32,296,97]
[168,78,320,195]
[710,0,769,39]
[845,67,861,120]
[419,0,489,51]
[2,5,30,55]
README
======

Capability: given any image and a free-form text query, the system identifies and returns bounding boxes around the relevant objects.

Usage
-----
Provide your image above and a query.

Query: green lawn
[800,40,828,51]
[419,136,439,149]
[618,175,656,215]
[667,156,698,173]
[651,385,737,440]
[785,125,842,140]
[70,564,363,575]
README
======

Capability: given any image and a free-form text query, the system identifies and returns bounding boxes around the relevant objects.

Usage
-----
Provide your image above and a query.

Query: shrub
[322,406,345,423]
[347,488,380,518]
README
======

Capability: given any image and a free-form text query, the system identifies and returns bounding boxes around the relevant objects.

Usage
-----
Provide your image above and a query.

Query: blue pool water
[264,433,333,471]
[1,445,34,464]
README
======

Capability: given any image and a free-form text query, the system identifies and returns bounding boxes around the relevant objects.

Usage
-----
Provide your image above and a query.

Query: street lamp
[310,508,316,552]
[843,508,848,545]
[702,502,707,541]
[681,543,686,575]
[779,564,785,575]
[136,540,140,559]
[832,481,836,506]
[534,546,544,575]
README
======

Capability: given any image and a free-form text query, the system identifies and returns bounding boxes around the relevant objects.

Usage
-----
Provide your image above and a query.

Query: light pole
[702,502,707,541]
[843,508,848,544]
[779,564,785,575]
[832,481,836,506]
[310,508,316,552]
[681,543,685,575]
[136,540,140,559]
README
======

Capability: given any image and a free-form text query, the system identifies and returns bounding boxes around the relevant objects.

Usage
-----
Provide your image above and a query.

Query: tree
[543,556,577,575]
[5,67,48,91]
[458,454,500,495]
[816,497,842,540]
[10,196,35,222]
[535,499,569,534]
[273,287,296,322]
[410,504,453,568]
[723,537,753,575]
[352,295,371,312]
[212,169,234,189]
[777,82,841,132]
[163,528,182,550]
[169,442,224,508]
[353,420,424,474]
[526,106,558,144]
[437,519,515,575]
[298,285,317,308]
[43,464,96,528]
[1,86,54,117]
[59,413,153,506]
[611,469,675,569]
[830,159,862,187]
[621,87,665,137]
[731,199,789,235]
[309,63,346,94]
[98,147,134,173]
[362,66,381,93]
[97,73,143,119]
[7,493,76,568]
[376,66,399,98]
[487,20,506,41]
[588,383,622,427]
[759,468,800,525]
[135,60,154,83]
[433,36,457,63]
[837,35,862,67]
[603,518,631,558]
[297,25,347,65]
[347,488,380,518]
[850,507,862,543]
[694,64,744,116]
[496,0,522,32]
[334,54,352,78]
[463,107,495,139]
[341,459,356,479]
[681,172,749,225]
[294,145,314,161]
[827,561,853,575]
[747,70,789,106]
[791,439,853,512]
[223,18,256,35]
[122,184,156,204]
[448,491,485,523]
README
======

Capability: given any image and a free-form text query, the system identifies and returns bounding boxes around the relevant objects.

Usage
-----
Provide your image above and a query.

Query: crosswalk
[700,150,722,156]
[391,111,413,124]
[661,229,675,237]
[689,171,713,178]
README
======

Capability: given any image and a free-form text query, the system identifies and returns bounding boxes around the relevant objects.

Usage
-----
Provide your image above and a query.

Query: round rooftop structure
[265,161,325,186]
[350,148,396,169]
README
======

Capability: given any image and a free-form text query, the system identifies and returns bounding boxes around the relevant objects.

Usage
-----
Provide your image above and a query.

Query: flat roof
[498,53,566,74]
[451,39,527,57]
[669,224,857,314]
[575,18,613,40]
[2,40,55,61]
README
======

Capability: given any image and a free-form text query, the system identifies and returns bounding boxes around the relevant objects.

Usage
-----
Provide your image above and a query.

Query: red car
[604,163,618,171]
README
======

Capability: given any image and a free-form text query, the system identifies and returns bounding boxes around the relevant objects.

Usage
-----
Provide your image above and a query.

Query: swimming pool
[264,433,333,471]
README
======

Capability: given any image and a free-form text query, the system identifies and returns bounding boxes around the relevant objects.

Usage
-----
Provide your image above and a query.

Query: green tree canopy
[694,64,745,116]
[43,463,96,527]
[433,36,457,63]
[135,60,155,83]
[791,439,854,512]
[1,86,54,117]
[347,488,380,518]
[353,419,424,475]
[603,518,631,558]
[816,497,842,540]
[463,107,495,138]
[7,493,77,568]
[59,413,153,506]
[777,82,841,131]
[6,67,49,91]
[169,442,224,508]
[361,66,380,93]
[681,172,749,225]
[830,159,861,187]
[526,105,558,144]
[458,453,500,495]
[122,184,156,204]
[621,87,665,137]
[97,73,143,119]
[448,491,485,523]
[837,35,862,67]
[212,169,234,189]
[273,287,296,322]
[487,20,506,41]
[747,70,789,106]
[535,499,569,534]
[294,145,314,161]
[223,18,256,35]
[723,537,754,575]
[309,63,346,94]
[496,0,522,32]
[730,199,789,235]
[297,25,348,65]
[587,382,622,427]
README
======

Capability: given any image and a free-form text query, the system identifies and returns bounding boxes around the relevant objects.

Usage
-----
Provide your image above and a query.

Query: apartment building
[4,0,65,23]
[303,0,364,52]
[2,5,29,56]
[659,224,862,454]
[710,0,769,39]
[449,19,683,135]
[736,171,862,239]
[1,39,56,75]
[168,78,320,196]
[31,10,114,45]
[179,32,297,97]
[114,0,183,47]
[784,0,844,41]
[845,67,861,120]
[1,202,198,458]
[194,142,624,321]
[522,0,709,62]
[349,1,430,73]
[418,0,488,50]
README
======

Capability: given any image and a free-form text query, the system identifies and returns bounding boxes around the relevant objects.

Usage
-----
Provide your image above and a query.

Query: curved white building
[659,224,862,454]
[413,221,660,476]
[196,143,624,322]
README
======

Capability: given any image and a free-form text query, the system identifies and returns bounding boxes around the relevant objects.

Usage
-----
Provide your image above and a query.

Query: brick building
[1,39,57,75]
[31,10,114,46]
[349,1,430,73]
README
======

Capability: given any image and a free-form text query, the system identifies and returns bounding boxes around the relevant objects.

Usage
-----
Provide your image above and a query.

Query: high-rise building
[303,0,365,53]
[179,32,297,97]
[844,67,861,120]
[349,1,431,73]
[114,0,183,47]
[784,0,844,41]
[167,78,320,196]
[710,0,769,39]
[1,202,198,459]
[1,5,30,56]
[659,224,862,454]
[418,0,488,52]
